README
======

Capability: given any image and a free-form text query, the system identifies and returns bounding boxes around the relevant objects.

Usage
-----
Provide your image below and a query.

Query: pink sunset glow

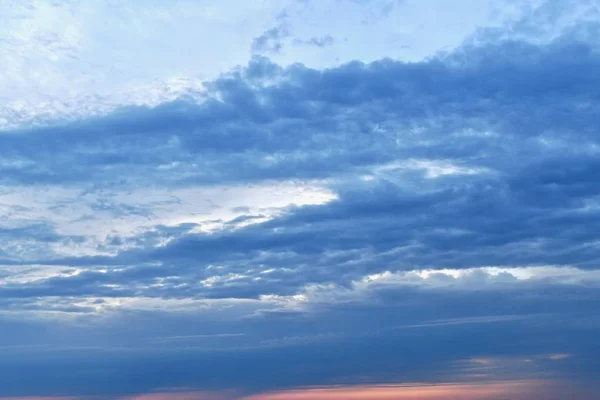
[1,380,596,400]
[121,391,236,400]
[242,380,593,400]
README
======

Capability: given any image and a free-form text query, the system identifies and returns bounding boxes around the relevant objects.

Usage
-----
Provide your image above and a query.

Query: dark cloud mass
[4,25,600,296]
[1,1,600,398]
[2,31,600,189]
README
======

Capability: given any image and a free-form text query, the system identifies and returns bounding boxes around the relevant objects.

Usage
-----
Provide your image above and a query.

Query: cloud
[252,25,291,54]
[549,353,572,360]
[1,7,600,307]
[0,266,599,396]
[0,1,599,398]
[1,26,599,190]
[294,35,335,47]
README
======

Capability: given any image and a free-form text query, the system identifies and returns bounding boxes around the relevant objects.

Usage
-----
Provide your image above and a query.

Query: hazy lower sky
[1,0,600,399]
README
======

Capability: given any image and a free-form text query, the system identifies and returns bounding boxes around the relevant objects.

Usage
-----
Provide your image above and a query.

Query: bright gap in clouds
[0,181,336,258]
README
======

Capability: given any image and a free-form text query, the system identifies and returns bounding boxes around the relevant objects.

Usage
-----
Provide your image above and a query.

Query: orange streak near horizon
[123,392,233,400]
[243,380,554,400]
[2,380,592,400]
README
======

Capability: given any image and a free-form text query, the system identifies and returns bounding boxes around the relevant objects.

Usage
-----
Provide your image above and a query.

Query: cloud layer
[1,0,599,398]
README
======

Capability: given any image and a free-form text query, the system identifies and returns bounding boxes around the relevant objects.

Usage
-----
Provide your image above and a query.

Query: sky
[1,0,600,399]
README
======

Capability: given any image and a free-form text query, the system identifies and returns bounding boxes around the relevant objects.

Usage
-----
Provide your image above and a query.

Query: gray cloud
[0,26,598,191]
[294,35,335,47]
[1,19,600,301]
[252,25,291,54]
[0,275,598,397]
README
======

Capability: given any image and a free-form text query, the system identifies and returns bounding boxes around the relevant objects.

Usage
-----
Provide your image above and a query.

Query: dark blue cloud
[252,25,290,54]
[0,279,598,397]
[0,22,599,304]
[1,26,599,189]
[10,166,600,300]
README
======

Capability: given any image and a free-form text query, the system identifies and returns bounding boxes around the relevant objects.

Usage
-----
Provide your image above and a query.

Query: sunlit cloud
[549,354,572,361]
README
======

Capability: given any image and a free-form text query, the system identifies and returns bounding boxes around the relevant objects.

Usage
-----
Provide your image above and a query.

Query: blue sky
[1,0,600,399]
